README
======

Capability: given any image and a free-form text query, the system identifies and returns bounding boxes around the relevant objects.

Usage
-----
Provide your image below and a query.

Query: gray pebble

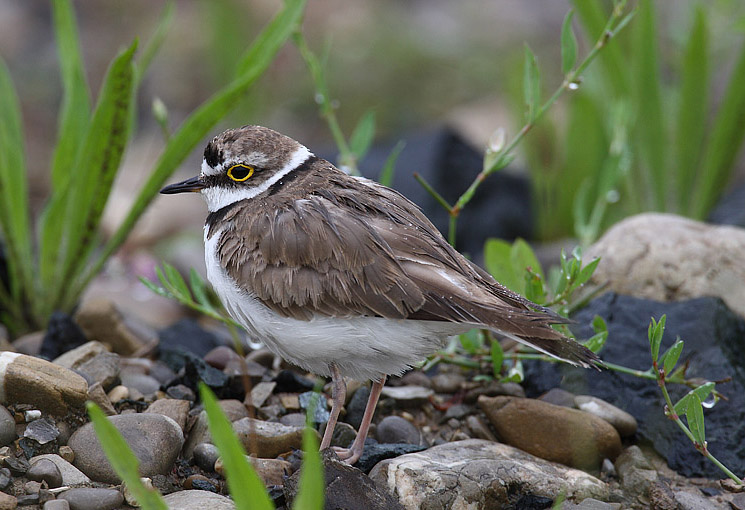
[68,413,184,483]
[279,413,307,428]
[575,395,638,437]
[193,443,220,472]
[76,352,120,391]
[30,455,90,486]
[0,406,16,446]
[444,404,472,420]
[43,500,71,510]
[24,418,60,445]
[330,422,357,448]
[539,388,577,408]
[59,488,123,510]
[120,372,161,396]
[27,458,63,488]
[346,386,370,429]
[430,373,465,394]
[0,467,11,490]
[376,415,421,445]
[163,490,235,510]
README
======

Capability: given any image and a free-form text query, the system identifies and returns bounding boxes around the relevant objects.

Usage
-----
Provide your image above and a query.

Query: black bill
[160,176,204,194]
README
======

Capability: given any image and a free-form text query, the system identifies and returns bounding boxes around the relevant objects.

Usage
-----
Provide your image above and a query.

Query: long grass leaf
[692,41,745,219]
[631,0,666,210]
[675,7,708,215]
[78,0,306,296]
[87,403,168,510]
[0,58,33,312]
[200,384,273,510]
[50,0,91,189]
[56,41,137,309]
[349,110,376,161]
[561,10,578,74]
[523,45,540,122]
[377,140,405,187]
[292,427,324,510]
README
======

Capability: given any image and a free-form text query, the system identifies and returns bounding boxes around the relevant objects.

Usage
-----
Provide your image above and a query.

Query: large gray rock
[0,406,16,446]
[586,213,745,319]
[68,413,184,483]
[162,490,235,510]
[369,439,609,510]
[58,488,123,510]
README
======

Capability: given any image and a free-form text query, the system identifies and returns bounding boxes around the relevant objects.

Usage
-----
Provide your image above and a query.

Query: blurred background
[1,0,745,325]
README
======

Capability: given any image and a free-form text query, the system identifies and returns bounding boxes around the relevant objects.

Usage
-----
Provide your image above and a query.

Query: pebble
[370,439,609,507]
[561,498,622,509]
[30,455,90,486]
[52,341,105,370]
[298,391,330,425]
[233,418,311,458]
[216,457,291,486]
[249,382,276,409]
[57,447,74,464]
[575,395,638,437]
[0,353,88,415]
[84,383,116,416]
[43,500,70,510]
[158,319,221,358]
[27,458,63,488]
[58,488,123,510]
[4,455,29,475]
[166,384,195,402]
[184,474,217,492]
[23,418,59,445]
[106,385,129,403]
[0,467,11,490]
[443,404,472,420]
[539,388,577,408]
[376,415,421,445]
[75,352,120,390]
[478,395,622,471]
[0,491,15,510]
[465,381,525,403]
[614,446,657,496]
[16,494,38,506]
[193,443,220,472]
[380,385,434,404]
[356,443,426,474]
[182,411,209,458]
[223,359,268,379]
[74,298,147,355]
[203,346,240,370]
[272,370,315,393]
[120,373,161,396]
[218,399,248,422]
[145,398,190,431]
[345,385,370,429]
[246,348,275,368]
[430,373,465,394]
[68,413,184,483]
[330,422,357,448]
[279,394,300,410]
[396,371,431,388]
[279,413,306,428]
[163,490,236,509]
[24,480,42,494]
[0,408,14,448]
[122,477,154,506]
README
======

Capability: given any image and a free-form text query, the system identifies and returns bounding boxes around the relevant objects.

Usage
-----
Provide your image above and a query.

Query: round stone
[0,406,16,446]
[27,458,63,488]
[575,395,638,438]
[193,443,220,472]
[162,490,235,510]
[376,415,421,445]
[43,499,71,509]
[68,413,184,483]
[58,488,123,510]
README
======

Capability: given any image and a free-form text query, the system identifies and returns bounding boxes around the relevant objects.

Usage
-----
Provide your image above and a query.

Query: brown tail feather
[504,332,603,370]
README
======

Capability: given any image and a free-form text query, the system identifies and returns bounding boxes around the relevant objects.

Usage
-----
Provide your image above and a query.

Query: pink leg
[334,375,386,464]
[320,363,346,450]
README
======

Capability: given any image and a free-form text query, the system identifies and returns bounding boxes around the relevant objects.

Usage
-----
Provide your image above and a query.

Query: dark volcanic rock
[272,370,316,393]
[158,318,222,358]
[523,293,745,479]
[41,312,88,360]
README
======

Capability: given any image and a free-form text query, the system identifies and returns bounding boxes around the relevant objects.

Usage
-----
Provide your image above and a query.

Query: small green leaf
[87,403,168,510]
[511,238,544,280]
[189,268,212,308]
[685,393,706,445]
[377,140,405,187]
[648,315,665,363]
[459,329,483,354]
[491,340,504,378]
[138,276,170,299]
[584,315,608,354]
[200,384,274,510]
[164,263,191,300]
[561,10,578,74]
[574,258,600,288]
[674,382,715,416]
[349,110,376,161]
[660,339,684,376]
[484,239,522,293]
[523,45,541,122]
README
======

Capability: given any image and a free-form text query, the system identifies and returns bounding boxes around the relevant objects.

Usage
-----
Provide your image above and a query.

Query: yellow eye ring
[227,164,254,182]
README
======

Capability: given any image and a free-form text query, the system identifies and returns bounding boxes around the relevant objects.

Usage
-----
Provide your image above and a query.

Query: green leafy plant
[0,0,306,336]
[414,1,635,246]
[647,316,743,485]
[519,0,745,241]
[86,384,325,510]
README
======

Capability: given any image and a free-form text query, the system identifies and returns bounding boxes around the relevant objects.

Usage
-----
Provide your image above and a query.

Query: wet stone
[575,395,638,438]
[298,391,330,425]
[166,384,195,402]
[23,418,59,445]
[184,474,217,492]
[272,370,315,393]
[27,458,62,488]
[0,407,16,447]
[356,442,426,474]
[59,488,123,510]
[4,455,30,475]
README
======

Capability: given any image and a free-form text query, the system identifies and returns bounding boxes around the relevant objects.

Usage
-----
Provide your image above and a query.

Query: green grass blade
[78,0,307,298]
[349,110,376,162]
[674,7,708,215]
[692,40,745,219]
[377,140,405,187]
[0,57,33,312]
[523,45,540,122]
[200,384,274,510]
[55,41,137,310]
[292,427,324,510]
[87,403,168,510]
[50,0,91,189]
[631,0,666,211]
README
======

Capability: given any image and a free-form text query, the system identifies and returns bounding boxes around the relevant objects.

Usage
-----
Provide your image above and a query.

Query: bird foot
[332,445,363,465]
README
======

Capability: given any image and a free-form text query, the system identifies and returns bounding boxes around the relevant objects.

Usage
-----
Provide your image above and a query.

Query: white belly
[205,227,465,381]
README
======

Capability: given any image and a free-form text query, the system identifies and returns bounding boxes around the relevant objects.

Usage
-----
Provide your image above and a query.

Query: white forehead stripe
[202,145,312,212]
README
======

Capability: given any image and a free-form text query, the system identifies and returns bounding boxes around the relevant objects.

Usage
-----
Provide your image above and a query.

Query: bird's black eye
[227,164,254,182]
